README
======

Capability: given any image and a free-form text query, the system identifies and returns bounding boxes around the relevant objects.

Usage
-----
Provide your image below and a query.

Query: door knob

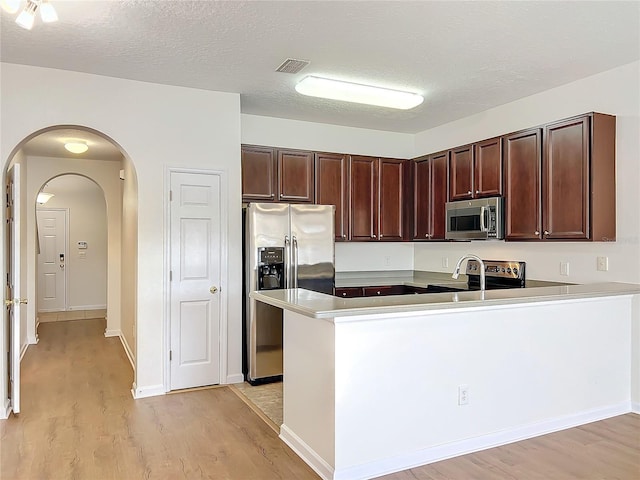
[210,286,218,294]
[17,298,27,305]
[4,299,13,306]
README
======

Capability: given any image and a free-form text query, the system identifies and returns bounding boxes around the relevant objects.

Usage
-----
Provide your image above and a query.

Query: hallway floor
[0,319,318,479]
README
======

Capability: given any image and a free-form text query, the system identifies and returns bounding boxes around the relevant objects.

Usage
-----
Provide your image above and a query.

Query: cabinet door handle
[534,230,540,235]
[342,292,347,297]
[371,234,376,238]
[467,190,472,195]
[475,190,480,194]
[342,234,346,239]
[544,230,550,235]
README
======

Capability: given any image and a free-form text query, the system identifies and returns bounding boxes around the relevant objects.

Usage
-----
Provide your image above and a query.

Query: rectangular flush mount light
[295,76,423,110]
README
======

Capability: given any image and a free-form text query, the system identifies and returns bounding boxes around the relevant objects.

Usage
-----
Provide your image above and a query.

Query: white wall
[38,174,108,311]
[413,61,640,285]
[1,63,242,402]
[121,156,138,365]
[241,114,414,159]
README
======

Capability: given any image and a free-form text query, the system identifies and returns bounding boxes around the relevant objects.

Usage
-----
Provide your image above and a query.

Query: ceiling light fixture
[64,142,88,154]
[2,0,58,30]
[295,75,424,110]
[36,192,54,205]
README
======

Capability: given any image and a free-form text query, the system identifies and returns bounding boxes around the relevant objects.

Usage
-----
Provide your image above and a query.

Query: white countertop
[250,282,640,320]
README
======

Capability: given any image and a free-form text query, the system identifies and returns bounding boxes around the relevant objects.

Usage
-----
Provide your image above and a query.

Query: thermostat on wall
[77,241,88,249]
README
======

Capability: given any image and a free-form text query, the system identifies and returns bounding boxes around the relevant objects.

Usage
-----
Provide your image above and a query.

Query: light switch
[78,241,88,249]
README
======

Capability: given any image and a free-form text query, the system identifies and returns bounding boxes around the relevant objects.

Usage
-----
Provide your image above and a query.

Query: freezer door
[290,204,335,294]
[245,203,290,383]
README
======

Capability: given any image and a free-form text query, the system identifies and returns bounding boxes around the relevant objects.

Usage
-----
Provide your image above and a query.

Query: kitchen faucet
[452,254,486,292]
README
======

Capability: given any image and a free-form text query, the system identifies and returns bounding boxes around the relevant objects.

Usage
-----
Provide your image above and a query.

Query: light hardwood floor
[2,319,638,480]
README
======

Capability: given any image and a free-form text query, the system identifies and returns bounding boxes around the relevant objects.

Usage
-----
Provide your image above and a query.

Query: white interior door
[6,164,22,414]
[169,171,221,390]
[36,209,67,312]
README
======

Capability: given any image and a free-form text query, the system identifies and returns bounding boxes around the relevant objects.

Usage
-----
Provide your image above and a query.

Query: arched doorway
[2,125,138,415]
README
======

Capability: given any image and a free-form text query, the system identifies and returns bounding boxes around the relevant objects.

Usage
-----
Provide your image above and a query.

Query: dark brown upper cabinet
[449,140,502,201]
[349,156,379,241]
[315,152,350,241]
[378,158,409,241]
[241,145,277,202]
[503,128,543,240]
[504,112,615,241]
[474,137,503,197]
[349,156,408,242]
[449,145,474,200]
[413,151,448,241]
[277,149,314,203]
[241,146,314,203]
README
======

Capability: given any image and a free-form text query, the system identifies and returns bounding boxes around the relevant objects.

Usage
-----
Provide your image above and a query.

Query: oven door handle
[479,206,488,232]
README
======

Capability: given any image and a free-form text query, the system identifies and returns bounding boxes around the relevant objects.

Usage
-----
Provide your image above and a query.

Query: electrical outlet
[384,256,391,267]
[458,385,469,406]
[442,257,449,268]
[560,262,570,276]
[596,256,609,272]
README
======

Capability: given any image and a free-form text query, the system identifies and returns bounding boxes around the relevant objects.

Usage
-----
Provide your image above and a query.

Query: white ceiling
[1,1,639,156]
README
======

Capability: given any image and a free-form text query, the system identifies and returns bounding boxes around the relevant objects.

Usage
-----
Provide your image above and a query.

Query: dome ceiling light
[64,142,89,154]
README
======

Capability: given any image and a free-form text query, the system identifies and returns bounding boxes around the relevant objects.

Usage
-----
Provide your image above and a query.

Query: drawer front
[335,287,364,298]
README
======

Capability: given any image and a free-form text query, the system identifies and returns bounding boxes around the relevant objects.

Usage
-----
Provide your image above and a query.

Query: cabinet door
[278,149,314,203]
[474,137,502,197]
[449,145,474,200]
[543,117,589,240]
[412,156,431,240]
[413,151,448,240]
[379,158,407,241]
[241,145,276,202]
[315,152,349,241]
[430,151,449,240]
[504,129,542,240]
[349,156,378,241]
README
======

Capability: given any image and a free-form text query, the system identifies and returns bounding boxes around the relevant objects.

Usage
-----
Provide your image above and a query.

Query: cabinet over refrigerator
[245,203,335,384]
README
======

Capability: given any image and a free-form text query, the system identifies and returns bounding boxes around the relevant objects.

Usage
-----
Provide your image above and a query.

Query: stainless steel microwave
[445,197,504,240]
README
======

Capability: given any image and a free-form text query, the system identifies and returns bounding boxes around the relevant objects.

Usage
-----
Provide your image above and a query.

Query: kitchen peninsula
[251,282,640,480]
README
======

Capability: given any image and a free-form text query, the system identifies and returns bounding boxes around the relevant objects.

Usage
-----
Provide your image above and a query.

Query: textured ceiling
[2,0,639,138]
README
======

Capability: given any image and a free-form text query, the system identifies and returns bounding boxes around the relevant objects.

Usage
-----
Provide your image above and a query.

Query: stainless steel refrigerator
[245,203,335,384]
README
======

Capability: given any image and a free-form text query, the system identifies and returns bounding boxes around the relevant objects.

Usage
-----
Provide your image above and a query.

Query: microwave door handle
[480,206,488,232]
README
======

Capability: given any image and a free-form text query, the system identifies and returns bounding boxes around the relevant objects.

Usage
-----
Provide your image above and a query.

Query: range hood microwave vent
[275,58,310,74]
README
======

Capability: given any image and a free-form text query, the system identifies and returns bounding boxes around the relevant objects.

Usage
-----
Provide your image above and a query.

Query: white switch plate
[458,385,469,406]
[560,262,570,276]
[596,256,609,271]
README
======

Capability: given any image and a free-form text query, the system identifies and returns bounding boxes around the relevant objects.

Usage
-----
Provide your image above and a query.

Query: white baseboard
[132,384,165,399]
[225,373,245,384]
[632,401,640,414]
[27,334,39,345]
[1,399,11,419]
[19,343,29,362]
[280,424,335,480]
[283,402,631,480]
[104,329,121,338]
[117,333,135,371]
[69,304,107,311]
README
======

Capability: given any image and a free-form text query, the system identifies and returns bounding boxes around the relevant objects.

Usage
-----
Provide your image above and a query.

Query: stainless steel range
[427,260,526,292]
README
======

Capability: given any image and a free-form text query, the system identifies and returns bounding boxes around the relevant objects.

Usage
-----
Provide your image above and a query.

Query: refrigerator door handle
[292,235,299,288]
[284,235,291,288]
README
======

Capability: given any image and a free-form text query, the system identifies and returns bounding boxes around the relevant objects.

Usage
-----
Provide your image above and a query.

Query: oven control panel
[466,260,525,281]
